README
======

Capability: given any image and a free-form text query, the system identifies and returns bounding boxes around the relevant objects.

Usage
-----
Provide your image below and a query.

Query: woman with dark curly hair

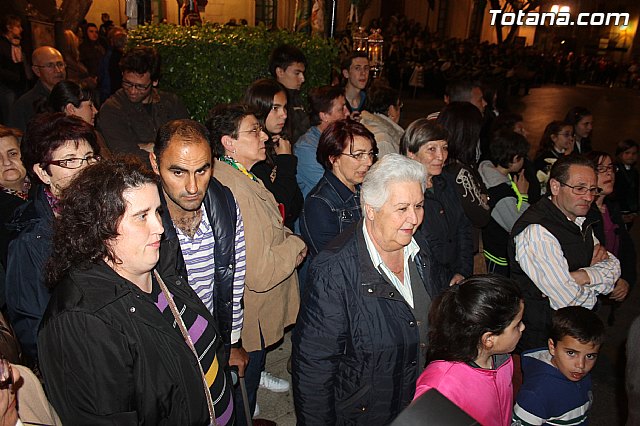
[415,275,524,426]
[5,113,100,366]
[38,157,234,425]
[243,78,303,229]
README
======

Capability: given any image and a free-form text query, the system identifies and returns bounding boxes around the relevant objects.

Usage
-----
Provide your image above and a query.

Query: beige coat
[360,111,404,158]
[213,160,304,351]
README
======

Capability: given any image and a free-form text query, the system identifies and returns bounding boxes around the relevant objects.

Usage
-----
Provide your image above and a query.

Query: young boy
[512,306,605,425]
[478,130,530,276]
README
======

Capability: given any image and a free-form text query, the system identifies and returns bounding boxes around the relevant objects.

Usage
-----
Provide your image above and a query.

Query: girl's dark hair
[400,119,448,156]
[564,106,592,126]
[437,102,483,166]
[316,119,377,169]
[616,139,639,157]
[46,156,158,287]
[243,79,287,168]
[243,78,286,129]
[427,274,523,364]
[537,120,572,156]
[47,80,92,112]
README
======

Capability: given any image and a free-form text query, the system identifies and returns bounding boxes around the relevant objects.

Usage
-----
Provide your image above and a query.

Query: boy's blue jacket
[513,348,593,425]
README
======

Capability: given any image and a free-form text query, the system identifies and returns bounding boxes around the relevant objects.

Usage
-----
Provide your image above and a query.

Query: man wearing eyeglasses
[8,46,66,131]
[97,46,188,161]
[509,155,626,352]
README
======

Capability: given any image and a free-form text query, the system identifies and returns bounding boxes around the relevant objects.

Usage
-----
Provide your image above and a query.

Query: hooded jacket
[478,160,529,266]
[414,355,514,426]
[513,348,593,425]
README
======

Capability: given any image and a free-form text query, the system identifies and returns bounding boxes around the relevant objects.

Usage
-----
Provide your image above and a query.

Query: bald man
[8,46,66,130]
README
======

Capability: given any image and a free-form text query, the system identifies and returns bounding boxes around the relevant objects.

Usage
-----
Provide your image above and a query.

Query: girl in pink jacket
[414,275,524,426]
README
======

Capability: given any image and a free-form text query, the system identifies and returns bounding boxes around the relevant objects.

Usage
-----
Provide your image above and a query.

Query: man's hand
[590,244,609,266]
[610,278,630,302]
[570,269,590,286]
[228,347,249,377]
[449,273,465,286]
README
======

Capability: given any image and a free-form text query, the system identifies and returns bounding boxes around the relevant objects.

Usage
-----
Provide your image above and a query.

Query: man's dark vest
[508,196,595,352]
[160,177,237,352]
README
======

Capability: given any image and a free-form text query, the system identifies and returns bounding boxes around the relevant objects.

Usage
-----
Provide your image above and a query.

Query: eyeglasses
[340,151,377,162]
[596,164,618,174]
[0,358,13,390]
[559,181,602,196]
[122,80,153,91]
[34,61,66,70]
[45,154,101,169]
[237,125,264,137]
[555,132,574,138]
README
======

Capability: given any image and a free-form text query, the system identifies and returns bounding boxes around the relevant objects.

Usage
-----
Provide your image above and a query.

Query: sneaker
[259,371,290,392]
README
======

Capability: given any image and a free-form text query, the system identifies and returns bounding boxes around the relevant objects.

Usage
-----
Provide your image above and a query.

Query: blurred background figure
[360,83,404,157]
[295,85,349,198]
[564,106,593,154]
[46,80,111,158]
[60,30,96,91]
[0,15,29,125]
[533,120,574,195]
[614,139,639,229]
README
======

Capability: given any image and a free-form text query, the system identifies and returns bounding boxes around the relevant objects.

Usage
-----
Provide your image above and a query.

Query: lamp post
[367,28,384,78]
[353,26,368,53]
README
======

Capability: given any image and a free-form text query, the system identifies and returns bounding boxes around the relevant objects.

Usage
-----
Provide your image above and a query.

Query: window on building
[256,0,277,27]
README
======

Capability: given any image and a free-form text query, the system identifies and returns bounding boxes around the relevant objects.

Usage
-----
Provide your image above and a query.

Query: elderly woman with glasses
[5,113,100,366]
[293,154,434,425]
[207,104,307,422]
[300,119,376,261]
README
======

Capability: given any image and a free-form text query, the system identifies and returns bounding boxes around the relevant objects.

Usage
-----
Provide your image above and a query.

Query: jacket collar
[322,170,359,204]
[8,185,53,231]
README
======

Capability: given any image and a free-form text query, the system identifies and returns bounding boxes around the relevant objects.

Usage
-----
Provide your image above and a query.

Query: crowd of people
[0,10,639,426]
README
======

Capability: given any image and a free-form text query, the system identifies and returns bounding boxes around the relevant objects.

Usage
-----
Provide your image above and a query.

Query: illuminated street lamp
[352,26,368,53]
[367,29,384,78]
[550,5,570,14]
